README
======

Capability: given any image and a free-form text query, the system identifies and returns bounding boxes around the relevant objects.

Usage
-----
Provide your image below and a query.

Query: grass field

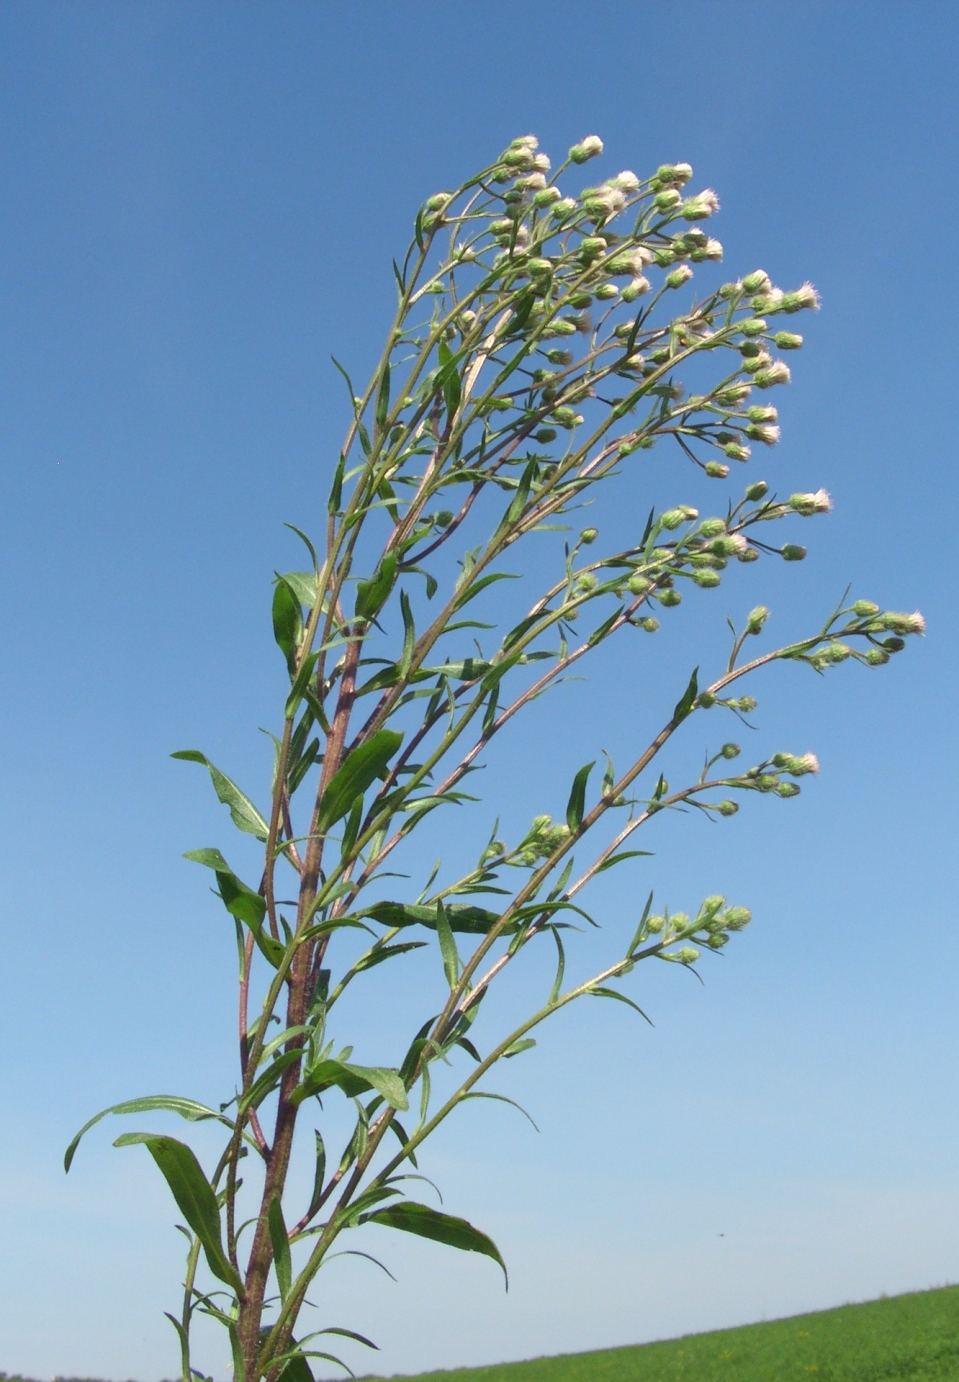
[363,1285,959,1382]
[3,1286,958,1382]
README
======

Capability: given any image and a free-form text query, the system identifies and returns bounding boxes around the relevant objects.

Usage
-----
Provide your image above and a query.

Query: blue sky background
[1,3,958,1378]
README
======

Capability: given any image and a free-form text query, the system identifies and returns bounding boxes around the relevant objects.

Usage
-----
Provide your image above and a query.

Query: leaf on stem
[362,1201,507,1286]
[171,752,269,841]
[268,1197,293,1302]
[315,729,404,833]
[112,1134,242,1291]
[566,761,595,832]
[64,1096,230,1172]
[672,667,700,723]
[291,1060,409,1112]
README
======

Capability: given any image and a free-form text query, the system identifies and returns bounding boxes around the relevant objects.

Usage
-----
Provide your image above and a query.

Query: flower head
[788,489,832,515]
[569,135,604,164]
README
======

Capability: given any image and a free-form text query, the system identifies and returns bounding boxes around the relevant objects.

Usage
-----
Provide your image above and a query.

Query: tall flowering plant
[66,134,923,1382]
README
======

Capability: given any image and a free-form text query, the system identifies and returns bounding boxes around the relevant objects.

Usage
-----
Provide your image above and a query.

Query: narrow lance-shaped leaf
[673,667,700,723]
[566,761,595,832]
[435,900,461,989]
[272,577,303,671]
[171,752,269,841]
[362,1201,508,1287]
[112,1134,242,1291]
[268,1197,293,1302]
[315,729,404,833]
[64,1096,230,1173]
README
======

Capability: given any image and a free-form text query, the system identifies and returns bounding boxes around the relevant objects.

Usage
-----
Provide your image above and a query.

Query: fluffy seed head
[569,134,604,163]
[788,489,832,515]
[681,188,720,220]
[754,361,792,388]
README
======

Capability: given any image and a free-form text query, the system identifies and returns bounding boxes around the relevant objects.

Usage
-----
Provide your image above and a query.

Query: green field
[3,1287,958,1382]
[365,1286,959,1382]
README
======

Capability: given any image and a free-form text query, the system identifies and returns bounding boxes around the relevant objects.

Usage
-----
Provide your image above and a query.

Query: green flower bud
[533,186,563,208]
[698,692,716,708]
[435,511,454,528]
[741,270,772,294]
[723,443,750,461]
[627,575,651,597]
[724,906,751,929]
[673,946,700,964]
[879,610,926,635]
[715,383,752,406]
[569,135,604,164]
[705,461,729,478]
[698,518,726,538]
[551,197,578,218]
[576,572,598,591]
[788,489,831,515]
[754,362,791,388]
[546,348,573,365]
[661,506,697,530]
[781,544,807,561]
[654,188,682,212]
[489,218,515,237]
[527,257,554,276]
[646,914,666,933]
[853,599,880,617]
[666,264,694,289]
[717,799,739,816]
[551,405,583,428]
[639,616,659,632]
[580,527,599,544]
[746,406,778,423]
[780,282,820,313]
[658,588,682,607]
[741,318,767,336]
[595,283,619,300]
[865,648,890,666]
[745,424,780,445]
[774,331,803,349]
[776,782,801,798]
[882,636,906,652]
[579,235,608,261]
[746,605,769,634]
[693,569,721,588]
[737,696,757,712]
[743,352,771,374]
[621,276,651,302]
[711,534,747,556]
[680,189,719,220]
[706,933,730,949]
[545,319,578,337]
[655,162,693,186]
[534,427,557,443]
[425,192,452,212]
[745,480,769,500]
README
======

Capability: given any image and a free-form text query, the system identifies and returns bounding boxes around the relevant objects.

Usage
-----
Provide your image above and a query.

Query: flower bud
[705,461,730,478]
[655,162,693,186]
[551,197,577,217]
[853,599,880,617]
[551,405,583,428]
[610,170,640,192]
[576,572,598,591]
[580,527,598,544]
[621,276,651,302]
[716,383,752,406]
[724,906,751,929]
[661,506,697,530]
[754,362,791,388]
[723,442,751,461]
[666,264,694,289]
[780,282,820,312]
[535,427,558,443]
[673,947,700,964]
[746,424,781,445]
[736,696,757,712]
[746,606,769,635]
[879,610,926,635]
[533,186,562,208]
[681,189,719,220]
[699,517,726,538]
[781,544,806,561]
[741,270,772,294]
[741,318,767,337]
[774,331,803,349]
[425,192,452,211]
[776,782,801,798]
[658,588,682,607]
[569,135,604,164]
[693,569,721,588]
[788,489,831,515]
[745,482,769,503]
[712,534,747,556]
[646,914,666,933]
[627,573,652,595]
[517,172,548,192]
[595,283,619,300]
[706,933,730,949]
[546,348,573,365]
[717,799,739,816]
[865,648,890,666]
[502,146,536,170]
[721,743,741,759]
[639,616,659,632]
[654,188,682,213]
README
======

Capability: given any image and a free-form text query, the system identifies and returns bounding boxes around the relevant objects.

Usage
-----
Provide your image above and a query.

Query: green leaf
[355,552,399,623]
[566,761,595,832]
[587,985,653,1024]
[673,667,700,723]
[113,1134,241,1290]
[64,1096,229,1173]
[268,1197,292,1302]
[363,900,519,934]
[272,578,303,670]
[305,1130,327,1220]
[238,1049,302,1113]
[459,1090,540,1132]
[435,900,460,989]
[285,650,320,718]
[503,1037,536,1059]
[437,340,462,420]
[453,570,519,613]
[315,729,404,833]
[375,364,391,433]
[280,570,319,611]
[328,454,345,515]
[275,1351,314,1382]
[363,1201,507,1285]
[292,1060,408,1112]
[398,590,416,677]
[595,849,653,874]
[171,752,269,841]
[184,850,283,967]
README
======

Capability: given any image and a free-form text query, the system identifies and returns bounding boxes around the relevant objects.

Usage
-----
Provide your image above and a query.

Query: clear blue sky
[1,3,957,1379]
